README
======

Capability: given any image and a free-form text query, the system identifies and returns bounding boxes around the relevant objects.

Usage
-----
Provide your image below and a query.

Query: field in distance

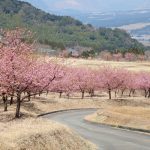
[47,57,150,72]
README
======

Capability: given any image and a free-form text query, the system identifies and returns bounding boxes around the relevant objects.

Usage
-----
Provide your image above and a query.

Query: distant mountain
[53,9,150,46]
[0,0,145,52]
[53,9,150,27]
[21,0,150,13]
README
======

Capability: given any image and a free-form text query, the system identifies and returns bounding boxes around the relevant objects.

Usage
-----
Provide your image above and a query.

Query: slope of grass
[0,118,97,150]
[85,106,150,130]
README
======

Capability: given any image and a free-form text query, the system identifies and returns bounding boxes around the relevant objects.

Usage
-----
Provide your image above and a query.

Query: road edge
[37,108,98,117]
[38,108,150,135]
[84,118,150,134]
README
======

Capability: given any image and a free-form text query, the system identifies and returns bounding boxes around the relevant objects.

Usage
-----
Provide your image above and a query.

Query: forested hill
[0,0,145,52]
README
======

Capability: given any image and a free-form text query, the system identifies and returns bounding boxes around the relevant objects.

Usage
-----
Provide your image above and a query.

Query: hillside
[0,118,96,150]
[0,0,145,52]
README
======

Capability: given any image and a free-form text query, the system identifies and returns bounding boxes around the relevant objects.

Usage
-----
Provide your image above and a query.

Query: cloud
[22,0,150,12]
[54,0,80,9]
[136,0,150,10]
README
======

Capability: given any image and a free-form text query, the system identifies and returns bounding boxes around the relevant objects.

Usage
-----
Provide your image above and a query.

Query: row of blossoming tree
[53,66,150,100]
[0,29,65,118]
[1,29,150,118]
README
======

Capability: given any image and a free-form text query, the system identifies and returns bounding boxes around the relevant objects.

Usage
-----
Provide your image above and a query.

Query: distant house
[67,48,79,58]
[59,46,92,58]
[68,46,92,58]
[36,44,58,56]
[59,48,79,58]
[71,51,80,58]
[59,50,69,58]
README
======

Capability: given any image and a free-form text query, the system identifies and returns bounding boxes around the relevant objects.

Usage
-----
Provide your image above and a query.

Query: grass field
[0,118,96,150]
[85,106,150,130]
[0,91,100,150]
[47,57,150,72]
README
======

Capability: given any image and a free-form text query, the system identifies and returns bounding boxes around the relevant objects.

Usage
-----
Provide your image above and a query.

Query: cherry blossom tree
[50,67,73,98]
[99,66,127,99]
[72,68,90,99]
[86,69,98,97]
[124,53,136,61]
[113,53,122,61]
[137,55,145,61]
[100,51,112,61]
[0,29,34,114]
[136,72,150,98]
[0,29,63,118]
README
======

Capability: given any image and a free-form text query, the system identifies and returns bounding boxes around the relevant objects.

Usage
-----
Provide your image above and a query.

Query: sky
[21,0,150,12]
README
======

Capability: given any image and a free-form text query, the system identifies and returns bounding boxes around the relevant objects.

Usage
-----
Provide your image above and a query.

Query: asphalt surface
[44,109,150,150]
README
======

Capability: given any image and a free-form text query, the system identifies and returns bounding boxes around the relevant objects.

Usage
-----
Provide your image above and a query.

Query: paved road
[44,109,150,150]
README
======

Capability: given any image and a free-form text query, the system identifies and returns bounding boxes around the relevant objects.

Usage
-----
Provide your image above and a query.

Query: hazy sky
[21,0,150,12]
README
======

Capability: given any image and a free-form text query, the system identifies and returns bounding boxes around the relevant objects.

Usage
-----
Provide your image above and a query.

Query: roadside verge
[84,116,150,134]
[38,108,98,117]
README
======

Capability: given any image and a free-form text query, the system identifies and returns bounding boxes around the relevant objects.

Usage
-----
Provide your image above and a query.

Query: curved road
[44,109,150,150]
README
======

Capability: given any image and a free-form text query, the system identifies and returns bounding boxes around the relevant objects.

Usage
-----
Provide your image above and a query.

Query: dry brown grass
[0,92,101,122]
[0,91,150,150]
[85,106,150,130]
[0,92,99,150]
[0,118,96,150]
[1,91,150,121]
[44,57,150,72]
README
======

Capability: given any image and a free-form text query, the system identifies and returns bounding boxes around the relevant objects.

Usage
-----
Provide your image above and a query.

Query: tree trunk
[121,89,125,97]
[108,89,111,100]
[82,91,85,99]
[148,88,150,98]
[144,89,148,98]
[115,90,117,98]
[66,93,70,99]
[3,95,8,111]
[27,92,31,101]
[129,89,132,97]
[132,89,135,96]
[10,95,14,105]
[90,89,94,97]
[59,92,62,98]
[15,93,21,118]
[4,101,8,111]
